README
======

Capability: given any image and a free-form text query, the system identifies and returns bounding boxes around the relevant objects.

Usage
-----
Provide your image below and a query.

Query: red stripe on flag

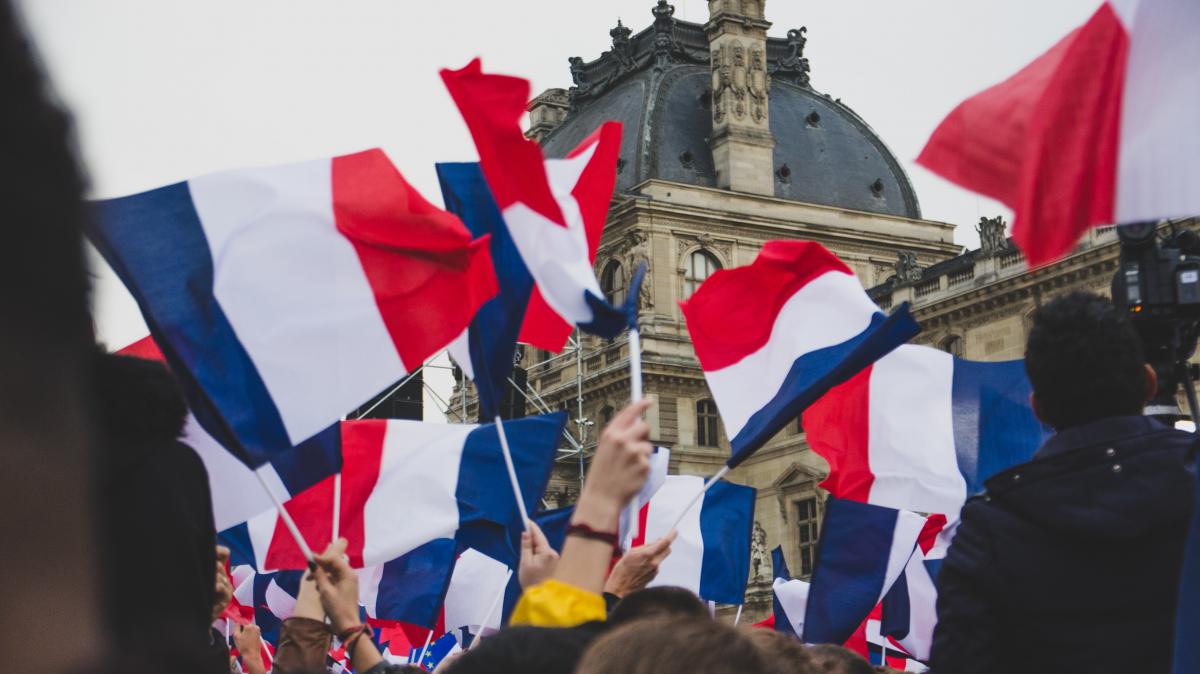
[917,3,1128,267]
[803,364,875,502]
[680,241,853,371]
[264,419,387,569]
[332,149,498,370]
[917,513,948,555]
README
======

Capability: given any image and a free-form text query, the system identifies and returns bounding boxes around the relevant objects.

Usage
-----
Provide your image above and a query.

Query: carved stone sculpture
[610,20,637,74]
[773,27,811,87]
[976,215,1008,256]
[751,521,769,580]
[748,46,768,122]
[895,251,923,283]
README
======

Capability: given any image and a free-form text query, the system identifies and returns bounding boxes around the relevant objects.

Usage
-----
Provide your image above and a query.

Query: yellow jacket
[509,579,607,628]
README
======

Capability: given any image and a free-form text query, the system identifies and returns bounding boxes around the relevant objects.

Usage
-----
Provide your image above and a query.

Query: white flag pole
[253,469,315,564]
[332,472,342,543]
[494,415,530,530]
[733,603,744,626]
[415,629,434,668]
[668,465,730,532]
[470,568,515,650]
[626,325,645,545]
[260,637,274,666]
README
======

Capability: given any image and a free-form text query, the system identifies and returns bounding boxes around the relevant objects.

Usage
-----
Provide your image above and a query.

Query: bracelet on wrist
[566,522,620,548]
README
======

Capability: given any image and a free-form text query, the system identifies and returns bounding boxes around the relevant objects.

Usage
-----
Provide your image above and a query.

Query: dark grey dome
[539,10,920,219]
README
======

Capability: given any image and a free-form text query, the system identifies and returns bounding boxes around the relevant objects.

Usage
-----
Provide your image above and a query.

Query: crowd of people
[2,0,1196,671]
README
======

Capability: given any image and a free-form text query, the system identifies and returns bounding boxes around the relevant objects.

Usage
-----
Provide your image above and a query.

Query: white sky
[15,0,1099,419]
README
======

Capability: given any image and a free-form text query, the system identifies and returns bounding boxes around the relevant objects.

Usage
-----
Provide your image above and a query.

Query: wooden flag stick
[668,465,730,532]
[253,469,315,564]
[494,415,530,530]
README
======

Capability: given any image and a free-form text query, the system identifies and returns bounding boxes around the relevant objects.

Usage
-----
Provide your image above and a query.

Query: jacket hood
[984,416,1196,542]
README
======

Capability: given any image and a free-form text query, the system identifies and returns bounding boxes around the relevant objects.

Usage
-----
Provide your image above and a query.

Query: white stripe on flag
[643,476,705,596]
[881,510,928,604]
[189,158,407,445]
[867,346,967,515]
[443,549,510,631]
[361,421,471,566]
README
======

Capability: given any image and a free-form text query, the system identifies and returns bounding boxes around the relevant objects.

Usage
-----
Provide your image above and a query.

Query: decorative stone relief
[751,521,769,581]
[772,27,811,87]
[976,215,1008,257]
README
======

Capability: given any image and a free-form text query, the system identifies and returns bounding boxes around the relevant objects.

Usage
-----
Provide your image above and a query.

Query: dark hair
[607,586,710,626]
[444,623,605,674]
[93,353,188,447]
[575,617,769,674]
[1024,291,1148,429]
[805,644,876,674]
[744,628,817,673]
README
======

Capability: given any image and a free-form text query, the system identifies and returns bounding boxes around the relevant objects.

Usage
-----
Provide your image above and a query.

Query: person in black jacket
[94,353,226,671]
[930,291,1196,673]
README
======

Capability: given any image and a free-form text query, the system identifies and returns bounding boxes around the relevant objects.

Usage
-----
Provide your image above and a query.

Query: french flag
[770,546,811,639]
[681,241,919,467]
[233,413,564,571]
[441,59,629,352]
[803,344,1047,516]
[917,0,1200,266]
[802,498,925,646]
[441,547,514,633]
[633,475,756,605]
[357,538,459,629]
[879,515,952,663]
[89,149,497,480]
[118,336,340,531]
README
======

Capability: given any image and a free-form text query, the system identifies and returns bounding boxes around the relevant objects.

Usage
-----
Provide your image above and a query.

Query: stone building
[451,0,1192,622]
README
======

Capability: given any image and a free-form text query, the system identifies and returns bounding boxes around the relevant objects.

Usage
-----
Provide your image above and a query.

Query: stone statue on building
[610,20,637,74]
[751,521,769,580]
[976,215,1008,256]
[895,250,923,283]
[772,27,811,87]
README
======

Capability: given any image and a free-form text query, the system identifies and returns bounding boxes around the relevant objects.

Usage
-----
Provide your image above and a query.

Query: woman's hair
[744,628,817,673]
[575,616,769,674]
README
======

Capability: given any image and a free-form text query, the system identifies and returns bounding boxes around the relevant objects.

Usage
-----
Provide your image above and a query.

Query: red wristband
[566,522,620,547]
[337,624,367,643]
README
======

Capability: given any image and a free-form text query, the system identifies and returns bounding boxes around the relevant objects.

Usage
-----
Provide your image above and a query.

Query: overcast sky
[15,0,1099,418]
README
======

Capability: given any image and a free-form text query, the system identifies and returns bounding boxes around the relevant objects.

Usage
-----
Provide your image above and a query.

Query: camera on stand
[1111,220,1200,422]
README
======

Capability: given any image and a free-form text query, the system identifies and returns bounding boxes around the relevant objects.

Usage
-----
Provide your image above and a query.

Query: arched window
[684,250,720,298]
[601,260,626,305]
[941,335,964,358]
[696,398,720,447]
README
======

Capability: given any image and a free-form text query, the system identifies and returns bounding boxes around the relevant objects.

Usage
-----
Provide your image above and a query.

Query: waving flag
[770,546,810,639]
[803,498,925,646]
[441,59,629,352]
[236,413,564,570]
[880,515,951,663]
[634,475,755,605]
[90,149,497,480]
[119,336,341,531]
[682,241,919,468]
[442,547,512,633]
[358,538,459,629]
[803,344,1047,516]
[917,0,1200,266]
[411,633,460,672]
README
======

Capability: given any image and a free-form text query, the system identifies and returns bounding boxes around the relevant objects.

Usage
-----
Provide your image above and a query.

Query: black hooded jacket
[930,415,1196,673]
[94,354,219,662]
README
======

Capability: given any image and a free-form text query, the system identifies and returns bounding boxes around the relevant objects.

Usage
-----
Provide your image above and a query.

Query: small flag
[802,498,925,646]
[770,546,810,639]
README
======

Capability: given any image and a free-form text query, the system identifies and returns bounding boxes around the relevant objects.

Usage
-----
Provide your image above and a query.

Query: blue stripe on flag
[89,183,338,477]
[803,498,899,645]
[951,358,1048,495]
[436,163,533,419]
[454,413,567,567]
[698,480,756,605]
[729,306,919,468]
[880,569,912,641]
[375,538,458,629]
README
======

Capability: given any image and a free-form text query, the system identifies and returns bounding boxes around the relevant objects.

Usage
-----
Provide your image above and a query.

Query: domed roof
[539,7,921,219]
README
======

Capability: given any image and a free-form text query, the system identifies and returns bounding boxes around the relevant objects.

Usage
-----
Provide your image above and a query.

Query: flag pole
[332,472,342,542]
[494,415,530,530]
[260,637,274,667]
[668,465,730,532]
[733,603,743,626]
[415,629,434,669]
[253,469,315,565]
[626,325,644,545]
[470,568,515,650]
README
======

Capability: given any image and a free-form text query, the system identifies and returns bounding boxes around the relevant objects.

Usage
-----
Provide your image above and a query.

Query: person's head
[575,617,769,674]
[93,353,187,449]
[443,623,605,674]
[1024,291,1153,430]
[607,585,710,626]
[804,644,876,674]
[744,628,816,673]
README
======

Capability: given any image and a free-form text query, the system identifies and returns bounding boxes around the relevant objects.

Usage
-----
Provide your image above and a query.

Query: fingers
[315,538,350,575]
[520,530,533,559]
[527,520,551,552]
[609,398,653,431]
[216,545,231,565]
